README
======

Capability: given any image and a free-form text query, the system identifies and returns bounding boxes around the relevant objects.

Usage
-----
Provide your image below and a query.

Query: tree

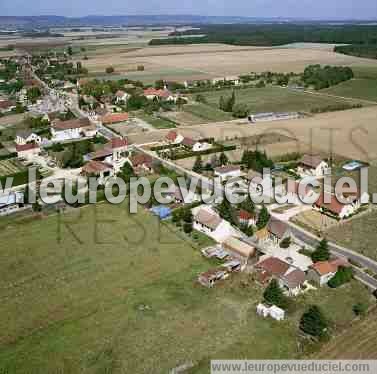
[119,161,135,184]
[232,103,249,118]
[219,95,225,111]
[217,198,235,225]
[353,302,368,316]
[240,223,254,237]
[182,209,193,234]
[155,79,165,89]
[280,237,291,249]
[219,152,228,166]
[67,46,73,56]
[195,94,207,104]
[300,305,328,339]
[328,266,353,288]
[192,155,203,173]
[240,195,255,214]
[311,238,330,262]
[27,87,42,103]
[257,204,270,229]
[106,66,115,74]
[263,279,286,308]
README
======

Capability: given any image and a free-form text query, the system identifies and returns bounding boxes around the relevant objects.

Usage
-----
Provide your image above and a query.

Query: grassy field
[183,103,233,122]
[322,79,377,102]
[0,201,373,373]
[314,308,377,359]
[136,113,177,129]
[197,86,363,114]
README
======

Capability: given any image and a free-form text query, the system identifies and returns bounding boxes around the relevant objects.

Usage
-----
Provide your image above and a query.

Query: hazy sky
[0,0,376,20]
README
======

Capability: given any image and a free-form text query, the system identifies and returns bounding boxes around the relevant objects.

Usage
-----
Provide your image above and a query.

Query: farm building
[248,112,300,123]
[222,236,257,265]
[198,268,229,288]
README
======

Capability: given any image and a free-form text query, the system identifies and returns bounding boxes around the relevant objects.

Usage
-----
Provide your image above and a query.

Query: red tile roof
[111,137,128,149]
[52,117,90,130]
[256,257,290,277]
[315,191,348,215]
[143,88,172,98]
[311,257,350,275]
[16,143,40,152]
[300,154,324,169]
[166,130,178,142]
[239,209,255,221]
[82,161,112,174]
[101,113,129,125]
[182,137,195,147]
[130,153,153,168]
[267,218,289,239]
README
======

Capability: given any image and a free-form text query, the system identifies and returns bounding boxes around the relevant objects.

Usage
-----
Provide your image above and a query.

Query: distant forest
[149,24,377,47]
[334,44,377,60]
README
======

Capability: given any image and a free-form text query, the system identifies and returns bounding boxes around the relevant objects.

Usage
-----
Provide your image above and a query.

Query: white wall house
[297,155,330,177]
[192,206,239,243]
[15,131,42,145]
[192,142,213,153]
[51,118,92,142]
[214,165,242,183]
[15,143,41,160]
[0,192,29,216]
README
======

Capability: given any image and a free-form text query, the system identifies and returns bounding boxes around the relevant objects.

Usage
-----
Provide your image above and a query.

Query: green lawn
[0,201,372,373]
[322,79,377,102]
[196,86,364,114]
[183,103,233,122]
[137,113,176,129]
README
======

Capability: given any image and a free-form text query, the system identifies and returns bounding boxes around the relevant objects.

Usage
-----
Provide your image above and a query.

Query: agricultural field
[198,86,366,114]
[0,201,372,373]
[76,43,377,82]
[136,113,177,129]
[162,103,233,126]
[0,158,24,177]
[322,78,377,103]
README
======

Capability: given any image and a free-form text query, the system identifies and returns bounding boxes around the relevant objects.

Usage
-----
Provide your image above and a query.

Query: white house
[214,165,242,182]
[165,130,184,145]
[15,143,40,160]
[307,257,350,286]
[192,142,213,153]
[297,155,330,177]
[314,192,355,219]
[192,205,239,243]
[81,160,115,185]
[51,118,92,142]
[15,130,42,145]
[115,90,130,104]
[0,191,28,216]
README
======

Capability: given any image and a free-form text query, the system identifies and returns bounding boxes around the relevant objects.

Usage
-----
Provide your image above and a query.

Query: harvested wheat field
[314,309,377,359]
[81,43,377,81]
[130,106,377,161]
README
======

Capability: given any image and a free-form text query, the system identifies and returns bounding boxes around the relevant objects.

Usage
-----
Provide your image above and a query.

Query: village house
[238,209,257,227]
[255,256,306,296]
[222,236,257,266]
[0,191,28,216]
[143,88,174,101]
[129,153,154,175]
[115,90,130,104]
[0,99,16,114]
[214,165,242,182]
[51,117,92,142]
[81,160,115,184]
[193,206,239,243]
[181,137,196,149]
[165,130,184,145]
[297,154,330,177]
[267,218,291,244]
[314,191,356,219]
[100,112,129,126]
[15,130,42,145]
[86,137,128,174]
[307,257,350,286]
[198,268,229,288]
[15,142,40,160]
[192,141,213,153]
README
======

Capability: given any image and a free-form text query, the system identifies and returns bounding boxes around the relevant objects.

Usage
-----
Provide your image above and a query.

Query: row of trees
[241,149,274,173]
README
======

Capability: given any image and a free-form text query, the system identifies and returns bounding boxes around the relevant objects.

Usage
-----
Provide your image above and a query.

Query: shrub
[106,66,115,74]
[328,266,353,288]
[353,302,368,316]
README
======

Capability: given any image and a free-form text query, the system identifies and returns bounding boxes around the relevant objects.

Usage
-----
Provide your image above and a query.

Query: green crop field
[0,158,24,177]
[196,86,365,114]
[136,113,177,129]
[183,103,233,122]
[0,202,372,373]
[322,79,377,102]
